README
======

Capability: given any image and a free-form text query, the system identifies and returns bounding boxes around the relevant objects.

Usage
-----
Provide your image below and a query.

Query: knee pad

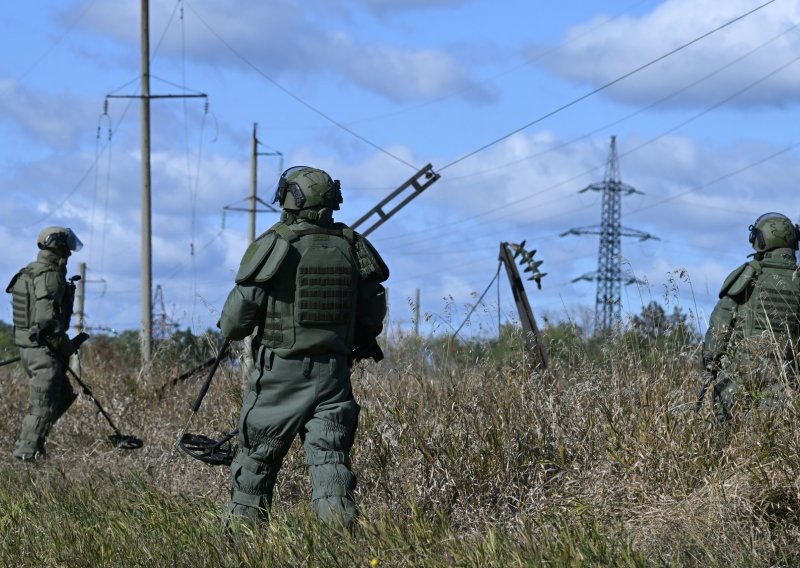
[305,416,357,459]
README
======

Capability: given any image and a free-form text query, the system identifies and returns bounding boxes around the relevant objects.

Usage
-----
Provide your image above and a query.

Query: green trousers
[228,348,360,527]
[13,346,76,459]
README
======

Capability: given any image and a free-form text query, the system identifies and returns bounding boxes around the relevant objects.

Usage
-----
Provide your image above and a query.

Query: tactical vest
[7,267,34,331]
[729,254,800,360]
[5,258,72,348]
[259,223,361,356]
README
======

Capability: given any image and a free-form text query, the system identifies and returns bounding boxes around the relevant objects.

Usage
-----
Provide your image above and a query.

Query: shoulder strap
[273,222,299,243]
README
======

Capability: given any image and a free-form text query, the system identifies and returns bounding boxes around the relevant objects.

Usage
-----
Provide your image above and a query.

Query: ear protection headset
[272,165,310,208]
[271,166,342,209]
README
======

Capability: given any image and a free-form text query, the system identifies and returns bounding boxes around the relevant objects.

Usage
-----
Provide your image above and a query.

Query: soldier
[218,166,388,528]
[6,227,88,461]
[701,212,800,422]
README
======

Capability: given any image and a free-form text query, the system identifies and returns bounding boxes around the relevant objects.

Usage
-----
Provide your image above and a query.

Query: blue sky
[1,0,799,339]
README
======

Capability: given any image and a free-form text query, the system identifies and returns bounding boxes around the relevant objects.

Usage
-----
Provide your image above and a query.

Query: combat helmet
[37,226,83,256]
[748,212,800,252]
[272,166,342,211]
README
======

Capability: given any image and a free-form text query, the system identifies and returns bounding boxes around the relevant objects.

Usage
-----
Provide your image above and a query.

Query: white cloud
[0,80,95,149]
[3,125,798,333]
[67,0,490,104]
[352,0,471,17]
[531,0,800,108]
[4,1,799,336]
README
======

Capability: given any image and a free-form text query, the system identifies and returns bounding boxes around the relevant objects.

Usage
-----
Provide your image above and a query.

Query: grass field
[0,323,798,567]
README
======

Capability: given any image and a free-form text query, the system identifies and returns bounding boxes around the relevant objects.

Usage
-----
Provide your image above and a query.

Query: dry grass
[0,326,798,566]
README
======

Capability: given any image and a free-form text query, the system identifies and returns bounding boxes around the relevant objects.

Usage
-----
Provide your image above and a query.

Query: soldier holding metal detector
[215,166,387,529]
[5,227,88,461]
[698,213,800,422]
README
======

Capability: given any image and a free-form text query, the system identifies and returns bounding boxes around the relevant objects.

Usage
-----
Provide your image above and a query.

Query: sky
[0,0,799,341]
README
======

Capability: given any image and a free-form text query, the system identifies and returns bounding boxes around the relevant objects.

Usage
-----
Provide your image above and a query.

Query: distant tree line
[0,300,700,372]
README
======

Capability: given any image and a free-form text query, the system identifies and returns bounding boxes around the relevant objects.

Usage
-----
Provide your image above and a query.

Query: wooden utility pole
[248,124,258,244]
[222,123,283,244]
[74,262,87,335]
[140,0,153,366]
[102,0,206,367]
[351,164,439,237]
[498,242,549,370]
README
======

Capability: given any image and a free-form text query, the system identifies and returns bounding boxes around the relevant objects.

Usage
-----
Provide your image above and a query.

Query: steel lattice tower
[561,136,656,331]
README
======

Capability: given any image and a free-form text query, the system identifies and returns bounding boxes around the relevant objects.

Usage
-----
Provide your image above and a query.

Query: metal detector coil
[177,338,236,466]
[48,343,144,451]
[178,430,237,466]
[109,433,144,450]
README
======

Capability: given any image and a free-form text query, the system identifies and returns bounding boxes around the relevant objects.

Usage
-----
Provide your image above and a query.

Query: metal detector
[177,338,237,466]
[157,356,219,400]
[695,368,718,413]
[50,346,144,450]
[0,355,21,367]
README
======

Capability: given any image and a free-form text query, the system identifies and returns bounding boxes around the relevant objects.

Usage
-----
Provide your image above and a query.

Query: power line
[437,0,779,172]
[437,18,800,186]
[182,0,420,172]
[452,262,502,339]
[18,0,188,231]
[382,124,800,272]
[374,40,800,250]
[624,140,800,218]
[341,0,657,128]
[15,0,99,83]
[561,136,657,331]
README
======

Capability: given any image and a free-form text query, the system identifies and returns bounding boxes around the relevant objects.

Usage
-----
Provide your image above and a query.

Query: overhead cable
[182,0,420,172]
[437,0,779,172]
[377,38,800,249]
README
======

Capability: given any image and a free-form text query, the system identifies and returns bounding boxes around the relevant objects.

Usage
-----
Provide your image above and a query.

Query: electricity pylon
[561,136,657,331]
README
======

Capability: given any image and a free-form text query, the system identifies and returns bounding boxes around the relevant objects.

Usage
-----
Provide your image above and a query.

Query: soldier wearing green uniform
[701,212,800,422]
[218,166,388,528]
[6,227,86,461]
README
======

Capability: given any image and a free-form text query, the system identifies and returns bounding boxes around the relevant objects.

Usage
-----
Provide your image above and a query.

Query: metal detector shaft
[0,355,21,368]
[190,338,231,413]
[62,359,122,435]
[177,338,234,466]
[41,343,142,449]
[43,343,123,435]
[158,356,218,399]
[695,369,717,412]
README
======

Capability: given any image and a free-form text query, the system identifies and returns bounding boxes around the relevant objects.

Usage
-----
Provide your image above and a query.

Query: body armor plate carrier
[260,224,362,356]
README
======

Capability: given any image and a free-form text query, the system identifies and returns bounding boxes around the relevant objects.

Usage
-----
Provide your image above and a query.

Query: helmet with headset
[36,226,83,256]
[748,212,800,252]
[271,166,343,211]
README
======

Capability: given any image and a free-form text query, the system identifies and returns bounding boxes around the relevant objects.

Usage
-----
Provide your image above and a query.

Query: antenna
[561,136,657,331]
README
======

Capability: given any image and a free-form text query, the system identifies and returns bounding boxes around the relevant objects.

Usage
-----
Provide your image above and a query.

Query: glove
[350,340,384,364]
[71,332,90,351]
